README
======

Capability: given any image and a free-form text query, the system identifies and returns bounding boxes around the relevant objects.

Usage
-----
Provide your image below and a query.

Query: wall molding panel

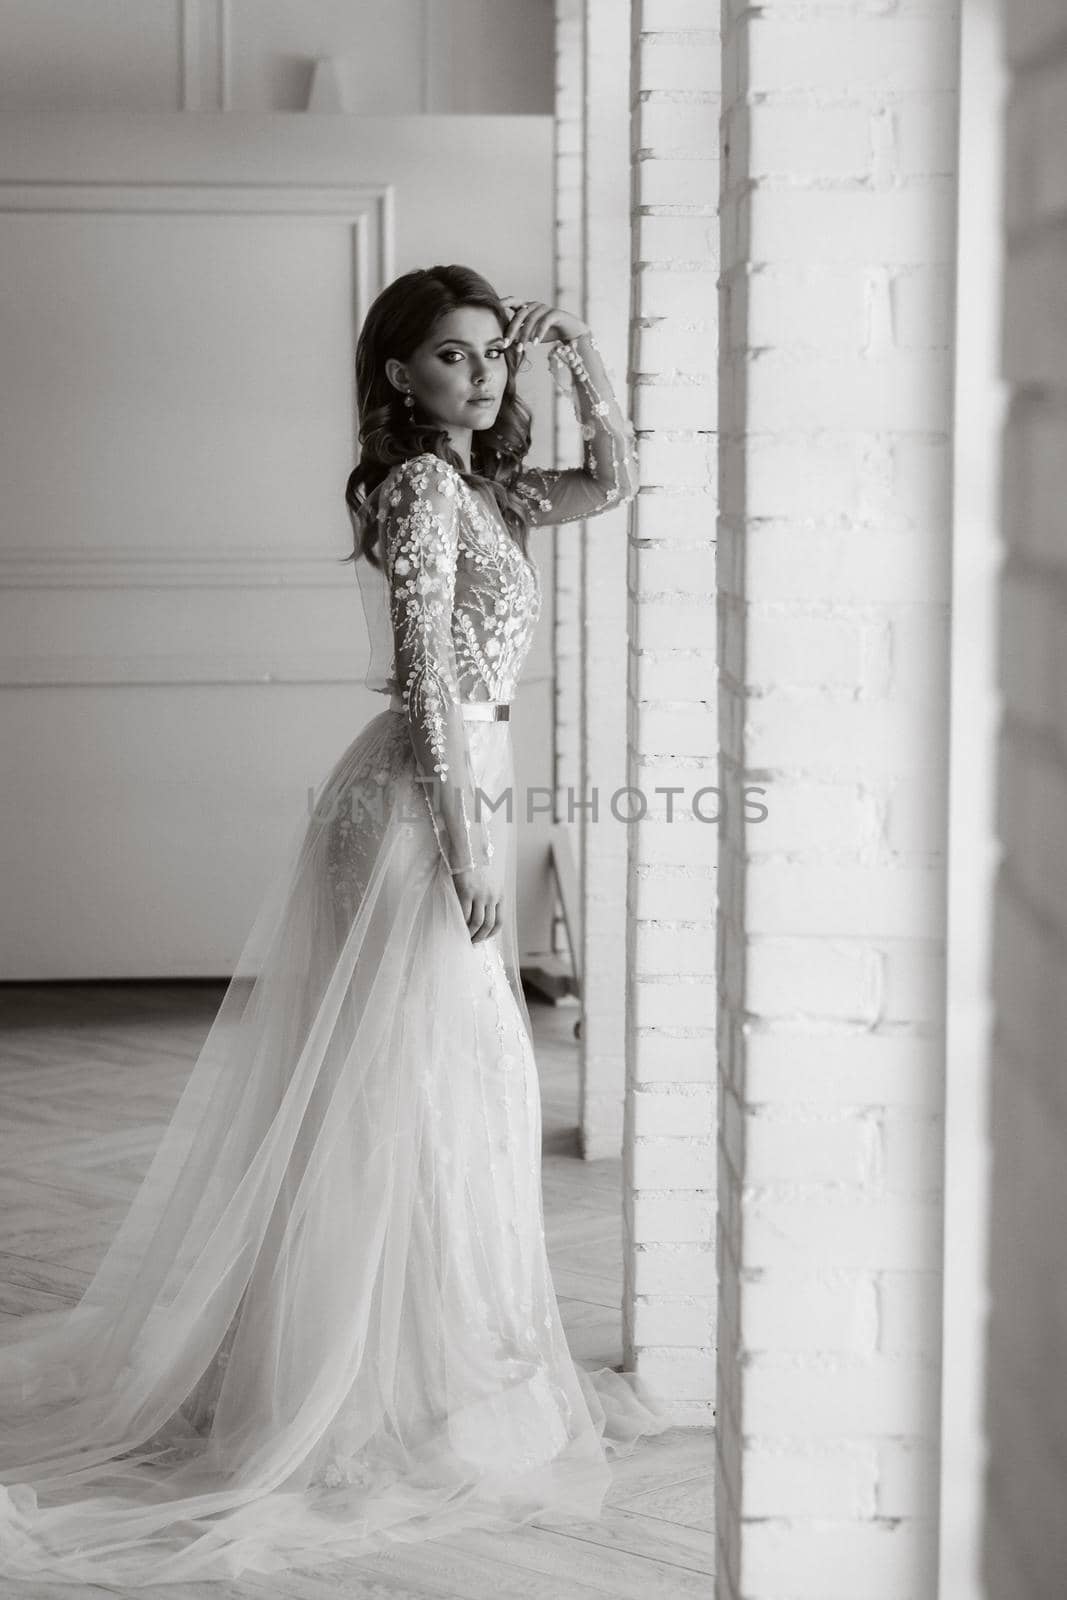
[0,177,393,689]
[0,110,554,974]
[0,547,352,590]
[0,179,393,301]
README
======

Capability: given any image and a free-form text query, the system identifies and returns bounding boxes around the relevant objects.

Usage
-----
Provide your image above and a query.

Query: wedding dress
[0,331,669,1585]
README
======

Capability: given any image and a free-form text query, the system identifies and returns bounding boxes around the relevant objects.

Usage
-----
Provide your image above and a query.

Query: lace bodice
[354,330,637,875]
[382,455,543,714]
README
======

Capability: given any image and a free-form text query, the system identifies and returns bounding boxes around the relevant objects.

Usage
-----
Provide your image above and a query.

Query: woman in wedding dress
[0,264,669,1586]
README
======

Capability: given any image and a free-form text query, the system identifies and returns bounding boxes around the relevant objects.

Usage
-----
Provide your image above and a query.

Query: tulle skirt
[0,705,669,1585]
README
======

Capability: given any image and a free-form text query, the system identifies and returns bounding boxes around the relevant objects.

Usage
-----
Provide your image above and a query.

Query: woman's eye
[440,349,505,363]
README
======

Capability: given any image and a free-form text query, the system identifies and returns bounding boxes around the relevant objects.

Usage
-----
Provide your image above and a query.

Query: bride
[0,264,669,1585]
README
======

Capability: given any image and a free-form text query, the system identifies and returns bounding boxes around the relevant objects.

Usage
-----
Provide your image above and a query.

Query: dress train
[0,706,668,1586]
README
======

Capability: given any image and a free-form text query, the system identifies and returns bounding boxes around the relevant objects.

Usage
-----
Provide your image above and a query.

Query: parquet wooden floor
[0,981,714,1599]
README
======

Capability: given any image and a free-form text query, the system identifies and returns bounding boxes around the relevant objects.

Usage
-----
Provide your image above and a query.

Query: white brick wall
[716,0,958,1594]
[577,0,632,1159]
[553,0,585,910]
[983,1,1067,1595]
[621,0,718,1431]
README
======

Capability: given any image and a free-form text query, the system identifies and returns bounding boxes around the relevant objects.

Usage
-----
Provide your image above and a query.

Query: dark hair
[341,265,535,571]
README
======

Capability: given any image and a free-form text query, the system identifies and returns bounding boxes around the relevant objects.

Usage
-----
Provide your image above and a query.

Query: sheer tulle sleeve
[381,455,491,876]
[514,329,639,527]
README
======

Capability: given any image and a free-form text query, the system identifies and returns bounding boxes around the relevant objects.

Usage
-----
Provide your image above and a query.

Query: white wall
[0,0,553,114]
[0,0,562,971]
[0,112,557,975]
[622,0,719,1431]
[716,0,959,1591]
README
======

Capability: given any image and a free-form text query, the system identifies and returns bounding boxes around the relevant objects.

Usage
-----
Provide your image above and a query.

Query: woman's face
[390,305,508,433]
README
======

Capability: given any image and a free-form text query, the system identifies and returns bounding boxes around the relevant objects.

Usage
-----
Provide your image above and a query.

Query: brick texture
[576,0,632,1159]
[553,0,585,958]
[716,1,959,1595]
[621,0,719,1431]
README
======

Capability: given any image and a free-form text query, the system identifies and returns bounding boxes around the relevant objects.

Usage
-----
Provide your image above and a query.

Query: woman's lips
[468,396,496,405]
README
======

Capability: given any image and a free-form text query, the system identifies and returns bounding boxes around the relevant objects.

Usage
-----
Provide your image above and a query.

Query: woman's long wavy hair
[341,265,535,571]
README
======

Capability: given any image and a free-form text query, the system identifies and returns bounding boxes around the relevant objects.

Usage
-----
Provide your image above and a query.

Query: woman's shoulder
[380,453,467,517]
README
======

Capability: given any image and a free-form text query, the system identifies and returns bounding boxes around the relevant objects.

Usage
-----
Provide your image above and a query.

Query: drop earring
[403,390,415,411]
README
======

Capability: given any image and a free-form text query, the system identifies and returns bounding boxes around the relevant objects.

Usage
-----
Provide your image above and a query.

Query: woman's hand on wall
[499,298,588,351]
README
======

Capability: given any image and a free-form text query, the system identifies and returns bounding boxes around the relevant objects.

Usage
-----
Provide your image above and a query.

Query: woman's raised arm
[514,330,639,527]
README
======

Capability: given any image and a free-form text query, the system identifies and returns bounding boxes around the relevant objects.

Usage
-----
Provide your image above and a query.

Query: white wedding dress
[0,332,669,1585]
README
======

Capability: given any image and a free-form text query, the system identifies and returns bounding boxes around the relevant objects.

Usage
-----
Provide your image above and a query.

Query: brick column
[576,0,632,1158]
[716,2,959,1595]
[622,0,719,1428]
[983,2,1067,1595]
[553,0,586,924]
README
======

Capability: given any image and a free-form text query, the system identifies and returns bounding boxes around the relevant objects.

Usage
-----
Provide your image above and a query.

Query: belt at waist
[388,692,510,722]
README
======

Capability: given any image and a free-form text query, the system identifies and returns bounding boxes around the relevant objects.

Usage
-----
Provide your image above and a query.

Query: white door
[0,113,555,976]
